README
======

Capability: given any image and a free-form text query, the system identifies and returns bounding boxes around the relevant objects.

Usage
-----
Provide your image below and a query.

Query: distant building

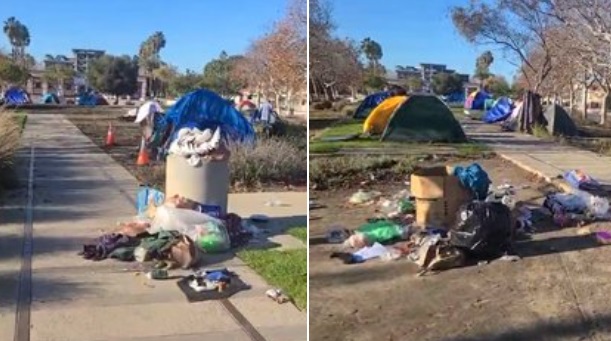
[394,63,469,93]
[72,49,105,76]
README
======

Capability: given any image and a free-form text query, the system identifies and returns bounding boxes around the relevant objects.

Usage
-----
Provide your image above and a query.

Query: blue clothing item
[453,163,491,200]
[259,102,273,122]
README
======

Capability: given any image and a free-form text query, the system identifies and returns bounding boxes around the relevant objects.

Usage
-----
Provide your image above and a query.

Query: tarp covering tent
[464,90,491,110]
[363,96,407,134]
[543,104,578,136]
[380,95,468,142]
[483,97,513,123]
[502,91,546,133]
[353,91,390,119]
[3,87,30,105]
[78,91,108,106]
[41,93,60,104]
[155,89,255,145]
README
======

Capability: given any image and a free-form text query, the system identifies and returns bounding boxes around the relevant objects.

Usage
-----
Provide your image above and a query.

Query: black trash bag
[450,201,513,259]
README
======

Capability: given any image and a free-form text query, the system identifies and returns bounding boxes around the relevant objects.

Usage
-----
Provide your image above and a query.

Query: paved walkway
[0,114,306,341]
[463,120,611,187]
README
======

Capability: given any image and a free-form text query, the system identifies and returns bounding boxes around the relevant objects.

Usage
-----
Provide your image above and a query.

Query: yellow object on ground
[362,96,407,134]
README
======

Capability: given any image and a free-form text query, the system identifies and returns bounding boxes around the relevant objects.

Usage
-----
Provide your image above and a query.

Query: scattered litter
[564,169,602,192]
[326,227,349,244]
[348,189,381,205]
[146,269,169,280]
[576,227,592,236]
[499,255,521,262]
[596,231,611,245]
[265,199,284,207]
[266,288,290,304]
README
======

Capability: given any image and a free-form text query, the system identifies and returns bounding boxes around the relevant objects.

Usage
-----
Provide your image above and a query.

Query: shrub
[230,137,307,190]
[0,112,21,167]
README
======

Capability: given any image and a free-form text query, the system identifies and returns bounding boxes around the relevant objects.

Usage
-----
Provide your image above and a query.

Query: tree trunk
[569,88,574,116]
[601,92,609,126]
[287,90,294,116]
[582,85,588,121]
[275,93,281,115]
[310,76,318,101]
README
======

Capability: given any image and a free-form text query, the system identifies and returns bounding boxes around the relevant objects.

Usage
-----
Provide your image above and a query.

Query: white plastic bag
[149,206,230,252]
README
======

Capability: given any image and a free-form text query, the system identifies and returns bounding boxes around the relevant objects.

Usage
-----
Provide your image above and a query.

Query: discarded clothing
[564,170,603,193]
[453,163,491,200]
[80,233,140,261]
[352,242,388,262]
[330,252,363,264]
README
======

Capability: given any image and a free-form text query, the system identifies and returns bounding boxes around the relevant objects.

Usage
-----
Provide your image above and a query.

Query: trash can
[165,154,230,216]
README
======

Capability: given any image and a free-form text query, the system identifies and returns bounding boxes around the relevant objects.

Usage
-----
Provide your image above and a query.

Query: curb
[497,152,573,193]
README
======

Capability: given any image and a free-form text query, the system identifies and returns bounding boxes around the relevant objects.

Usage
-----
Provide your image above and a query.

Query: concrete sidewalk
[0,114,306,341]
[463,120,611,186]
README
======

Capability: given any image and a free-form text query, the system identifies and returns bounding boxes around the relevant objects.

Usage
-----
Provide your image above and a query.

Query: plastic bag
[349,189,381,205]
[356,220,406,244]
[450,201,512,258]
[149,206,230,252]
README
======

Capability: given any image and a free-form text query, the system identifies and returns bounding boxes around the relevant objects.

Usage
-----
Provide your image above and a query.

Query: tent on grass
[353,91,390,119]
[153,89,255,147]
[78,90,108,106]
[3,87,30,105]
[543,104,578,136]
[465,90,492,110]
[364,94,467,142]
[41,93,60,104]
[483,97,513,123]
[363,95,407,134]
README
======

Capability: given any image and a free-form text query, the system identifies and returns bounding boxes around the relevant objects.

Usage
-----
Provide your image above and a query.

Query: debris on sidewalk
[564,169,603,193]
[349,189,381,205]
[176,268,251,302]
[266,288,290,304]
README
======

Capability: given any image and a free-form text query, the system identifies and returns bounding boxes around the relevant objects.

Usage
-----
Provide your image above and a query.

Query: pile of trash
[329,165,611,275]
[168,127,229,166]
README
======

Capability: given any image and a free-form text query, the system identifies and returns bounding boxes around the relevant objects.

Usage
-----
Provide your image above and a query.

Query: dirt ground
[309,157,611,341]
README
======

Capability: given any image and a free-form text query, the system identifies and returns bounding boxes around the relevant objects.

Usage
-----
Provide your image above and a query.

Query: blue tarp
[41,93,60,104]
[4,87,29,105]
[483,97,513,123]
[465,90,492,110]
[78,91,108,106]
[353,91,390,119]
[158,89,255,145]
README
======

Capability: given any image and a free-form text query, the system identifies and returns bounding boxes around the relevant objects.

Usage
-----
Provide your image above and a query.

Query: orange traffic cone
[136,137,150,166]
[105,122,115,146]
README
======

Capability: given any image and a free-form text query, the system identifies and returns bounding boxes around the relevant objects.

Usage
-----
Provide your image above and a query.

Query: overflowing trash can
[166,153,230,216]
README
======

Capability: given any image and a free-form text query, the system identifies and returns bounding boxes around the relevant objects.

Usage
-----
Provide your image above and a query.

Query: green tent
[544,104,578,136]
[380,95,468,142]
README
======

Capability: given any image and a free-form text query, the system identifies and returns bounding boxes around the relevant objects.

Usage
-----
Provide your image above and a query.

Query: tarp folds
[4,87,30,105]
[353,91,390,119]
[465,90,491,110]
[363,96,407,134]
[483,97,513,123]
[544,104,578,136]
[380,95,467,143]
[158,89,255,145]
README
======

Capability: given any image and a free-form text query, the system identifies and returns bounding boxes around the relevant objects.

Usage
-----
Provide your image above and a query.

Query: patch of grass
[318,120,363,138]
[532,125,552,139]
[455,142,491,157]
[287,226,306,243]
[238,248,307,310]
[310,155,419,190]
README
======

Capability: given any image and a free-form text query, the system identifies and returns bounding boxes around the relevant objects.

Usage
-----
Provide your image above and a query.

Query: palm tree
[139,31,167,98]
[3,17,30,67]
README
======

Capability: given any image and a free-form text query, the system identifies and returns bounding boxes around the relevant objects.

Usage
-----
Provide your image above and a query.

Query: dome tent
[353,91,390,119]
[3,87,30,105]
[483,97,513,123]
[42,93,60,104]
[363,94,467,142]
[363,96,407,134]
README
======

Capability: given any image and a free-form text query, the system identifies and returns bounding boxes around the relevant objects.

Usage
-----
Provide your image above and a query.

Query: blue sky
[0,0,288,72]
[332,0,517,81]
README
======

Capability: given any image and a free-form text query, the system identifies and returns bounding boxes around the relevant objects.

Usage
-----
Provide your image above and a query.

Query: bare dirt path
[309,157,611,341]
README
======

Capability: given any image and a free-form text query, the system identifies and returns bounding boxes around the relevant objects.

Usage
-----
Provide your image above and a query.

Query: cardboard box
[411,166,471,227]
